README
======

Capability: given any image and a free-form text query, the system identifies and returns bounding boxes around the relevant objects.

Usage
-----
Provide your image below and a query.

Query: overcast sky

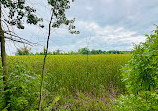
[4,0,158,55]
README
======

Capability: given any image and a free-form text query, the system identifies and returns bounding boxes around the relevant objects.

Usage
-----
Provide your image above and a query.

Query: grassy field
[0,54,133,110]
[6,54,131,96]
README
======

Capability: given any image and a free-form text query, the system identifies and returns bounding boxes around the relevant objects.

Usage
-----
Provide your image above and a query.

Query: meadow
[1,53,157,111]
[7,54,131,96]
[0,54,132,110]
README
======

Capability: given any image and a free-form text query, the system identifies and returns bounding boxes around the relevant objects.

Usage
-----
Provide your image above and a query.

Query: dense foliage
[121,26,158,94]
[112,92,158,111]
[0,64,40,110]
[113,26,158,111]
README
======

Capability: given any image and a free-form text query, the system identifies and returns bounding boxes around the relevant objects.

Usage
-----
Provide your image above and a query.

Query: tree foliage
[48,0,79,34]
[121,25,158,94]
[15,46,31,55]
[78,48,89,54]
[1,0,43,29]
[111,25,158,111]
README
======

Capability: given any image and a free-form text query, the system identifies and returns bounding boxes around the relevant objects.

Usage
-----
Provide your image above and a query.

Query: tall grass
[6,54,131,96]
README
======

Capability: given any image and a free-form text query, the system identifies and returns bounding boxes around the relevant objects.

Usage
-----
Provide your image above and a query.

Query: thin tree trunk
[0,2,9,108]
[38,12,53,111]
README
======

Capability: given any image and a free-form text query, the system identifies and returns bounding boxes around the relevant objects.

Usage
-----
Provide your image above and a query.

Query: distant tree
[107,50,120,54]
[47,52,52,55]
[43,46,47,55]
[107,50,111,54]
[98,50,103,54]
[35,52,40,55]
[70,50,77,55]
[52,51,56,55]
[91,49,97,54]
[33,48,131,55]
[78,48,89,54]
[15,46,31,55]
[56,49,61,55]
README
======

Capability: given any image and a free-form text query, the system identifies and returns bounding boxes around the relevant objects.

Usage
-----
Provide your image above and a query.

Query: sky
[3,0,158,55]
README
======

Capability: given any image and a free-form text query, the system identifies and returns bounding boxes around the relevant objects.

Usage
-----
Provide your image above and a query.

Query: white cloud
[86,6,93,11]
[5,19,147,55]
[5,0,157,55]
[46,21,146,52]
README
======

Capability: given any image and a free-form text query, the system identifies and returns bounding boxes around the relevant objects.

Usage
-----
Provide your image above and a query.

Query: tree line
[16,46,131,55]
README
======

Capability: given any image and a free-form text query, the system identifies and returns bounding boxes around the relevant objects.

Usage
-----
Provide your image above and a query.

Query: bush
[0,65,40,110]
[113,25,158,111]
[121,25,158,94]
[112,91,158,111]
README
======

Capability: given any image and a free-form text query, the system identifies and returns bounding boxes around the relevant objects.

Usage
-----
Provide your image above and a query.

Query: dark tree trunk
[0,2,9,109]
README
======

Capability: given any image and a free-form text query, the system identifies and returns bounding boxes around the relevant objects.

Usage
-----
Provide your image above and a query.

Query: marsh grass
[0,54,131,110]
[7,54,131,96]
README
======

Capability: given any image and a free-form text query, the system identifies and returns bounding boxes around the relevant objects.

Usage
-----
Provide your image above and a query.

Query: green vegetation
[8,54,130,94]
[1,0,157,110]
[112,26,158,111]
[0,54,131,110]
[2,25,158,110]
[0,65,40,110]
[15,46,32,55]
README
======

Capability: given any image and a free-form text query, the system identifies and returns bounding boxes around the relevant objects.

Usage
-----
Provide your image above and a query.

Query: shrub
[112,91,158,111]
[121,25,158,94]
[0,65,40,110]
[113,25,158,111]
